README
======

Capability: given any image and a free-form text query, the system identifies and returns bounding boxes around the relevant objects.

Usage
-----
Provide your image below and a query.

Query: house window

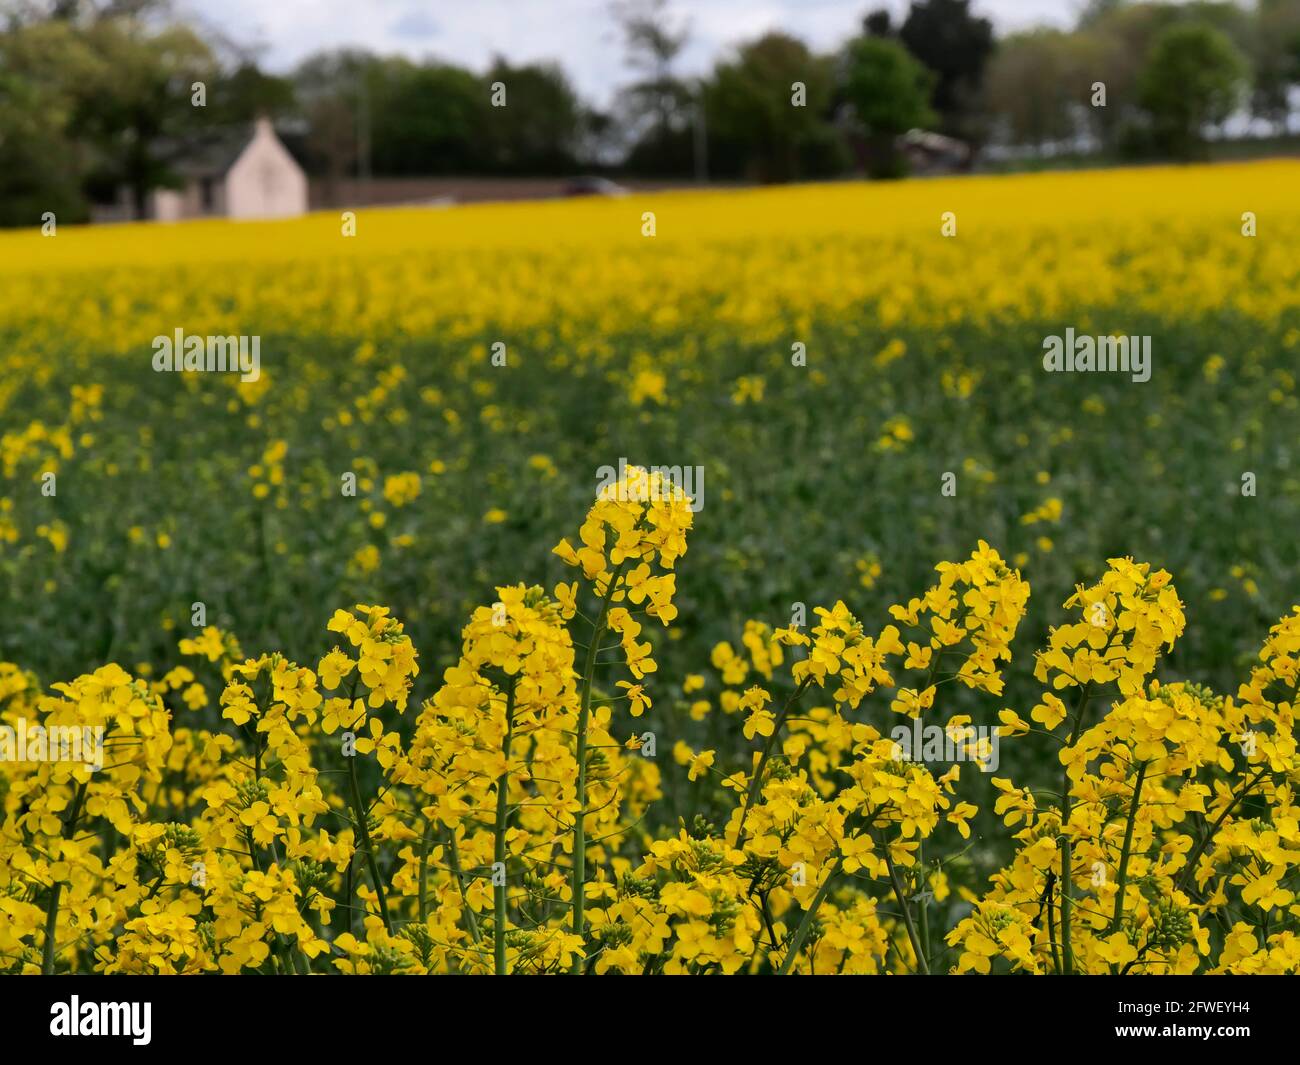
[200,177,216,211]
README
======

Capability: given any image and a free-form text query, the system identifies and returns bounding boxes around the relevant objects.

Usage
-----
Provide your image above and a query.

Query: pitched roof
[170,124,257,179]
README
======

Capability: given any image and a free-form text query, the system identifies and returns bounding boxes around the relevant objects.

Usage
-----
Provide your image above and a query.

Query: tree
[610,0,693,172]
[367,60,485,175]
[841,35,935,177]
[705,32,843,181]
[984,30,1095,152]
[209,61,295,126]
[0,8,219,221]
[897,0,994,141]
[863,8,894,38]
[1077,0,1126,26]
[1073,4,1166,156]
[1138,21,1248,159]
[71,17,218,217]
[481,58,582,173]
[292,49,373,197]
[1251,0,1300,132]
[3,0,172,24]
[0,19,93,224]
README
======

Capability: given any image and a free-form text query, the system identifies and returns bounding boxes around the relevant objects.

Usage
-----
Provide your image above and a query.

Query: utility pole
[357,67,372,203]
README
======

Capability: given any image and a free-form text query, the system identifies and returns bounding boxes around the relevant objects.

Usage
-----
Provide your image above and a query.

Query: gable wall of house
[224,119,308,220]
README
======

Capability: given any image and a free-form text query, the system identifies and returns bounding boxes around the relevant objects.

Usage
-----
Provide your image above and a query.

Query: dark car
[562,176,629,197]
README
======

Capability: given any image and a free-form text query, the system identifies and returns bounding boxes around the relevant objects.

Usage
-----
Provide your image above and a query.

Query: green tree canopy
[841,35,936,177]
[705,32,842,182]
[1138,21,1249,158]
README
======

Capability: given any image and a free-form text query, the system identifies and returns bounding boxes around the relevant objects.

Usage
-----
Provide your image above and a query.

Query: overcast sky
[183,0,1091,106]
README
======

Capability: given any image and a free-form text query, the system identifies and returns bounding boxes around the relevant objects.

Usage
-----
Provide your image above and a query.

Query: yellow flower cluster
[3,474,1298,977]
[388,584,587,973]
[1034,557,1185,696]
[949,563,1300,975]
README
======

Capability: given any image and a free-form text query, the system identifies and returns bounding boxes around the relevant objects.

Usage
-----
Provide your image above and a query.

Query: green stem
[342,855,354,935]
[494,682,517,975]
[347,753,393,934]
[1058,685,1092,975]
[778,856,843,975]
[779,810,881,975]
[570,559,628,972]
[918,842,931,966]
[881,832,929,974]
[1109,759,1148,935]
[734,677,812,847]
[1046,874,1061,975]
[245,827,263,873]
[447,830,482,944]
[41,780,88,975]
[418,818,432,923]
[1176,764,1269,895]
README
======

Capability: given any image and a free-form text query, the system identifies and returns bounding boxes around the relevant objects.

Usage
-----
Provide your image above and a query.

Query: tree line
[1,0,1298,226]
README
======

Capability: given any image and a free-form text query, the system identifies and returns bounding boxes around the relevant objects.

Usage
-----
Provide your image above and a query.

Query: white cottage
[124,117,308,222]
